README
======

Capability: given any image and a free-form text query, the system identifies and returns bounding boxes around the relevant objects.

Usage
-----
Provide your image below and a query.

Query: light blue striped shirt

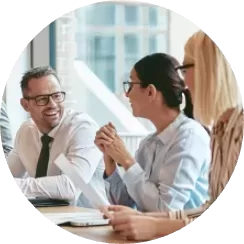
[104,113,211,212]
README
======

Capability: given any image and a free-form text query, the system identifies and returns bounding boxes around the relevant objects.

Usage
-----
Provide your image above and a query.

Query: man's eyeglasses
[123,81,141,94]
[24,91,66,106]
[175,64,194,78]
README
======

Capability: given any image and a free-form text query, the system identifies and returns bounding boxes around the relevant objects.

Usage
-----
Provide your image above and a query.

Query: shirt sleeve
[63,120,103,186]
[169,202,210,225]
[13,119,103,202]
[15,174,78,201]
[7,129,26,178]
[104,166,136,208]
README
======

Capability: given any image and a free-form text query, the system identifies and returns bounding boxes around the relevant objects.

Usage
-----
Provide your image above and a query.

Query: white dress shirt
[7,108,107,208]
[105,113,211,212]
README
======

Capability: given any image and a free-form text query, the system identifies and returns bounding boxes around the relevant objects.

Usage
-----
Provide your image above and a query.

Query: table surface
[37,206,138,243]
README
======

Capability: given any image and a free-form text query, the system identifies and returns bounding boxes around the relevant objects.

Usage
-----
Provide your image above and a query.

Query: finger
[97,131,113,140]
[111,213,131,222]
[94,139,105,149]
[113,223,130,232]
[103,125,116,138]
[94,138,107,147]
[99,205,107,212]
[97,144,105,152]
[102,139,113,146]
[96,126,114,139]
[99,206,114,220]
[95,132,114,143]
[100,124,115,134]
[94,138,104,145]
[110,215,130,226]
[108,205,128,212]
[107,123,118,137]
[103,213,114,219]
[111,212,138,224]
[95,137,107,144]
[96,128,104,136]
[96,139,112,147]
[103,212,114,220]
[108,122,116,130]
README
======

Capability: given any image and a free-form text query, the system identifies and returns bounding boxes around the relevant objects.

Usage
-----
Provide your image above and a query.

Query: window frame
[49,2,170,93]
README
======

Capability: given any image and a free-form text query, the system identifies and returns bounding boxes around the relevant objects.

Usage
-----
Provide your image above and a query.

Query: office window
[85,3,116,26]
[148,6,158,26]
[54,3,169,131]
[148,33,167,54]
[92,36,115,91]
[124,34,140,78]
[124,6,139,26]
[124,34,139,55]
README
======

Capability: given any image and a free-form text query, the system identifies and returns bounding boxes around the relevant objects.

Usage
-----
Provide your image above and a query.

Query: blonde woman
[101,30,243,241]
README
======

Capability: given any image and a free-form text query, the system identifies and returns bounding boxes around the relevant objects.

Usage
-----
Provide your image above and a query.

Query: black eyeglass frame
[175,64,194,78]
[122,81,142,94]
[24,91,66,106]
[175,63,194,71]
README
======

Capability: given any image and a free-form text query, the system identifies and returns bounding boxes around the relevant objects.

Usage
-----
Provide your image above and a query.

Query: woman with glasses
[100,30,243,241]
[95,52,211,212]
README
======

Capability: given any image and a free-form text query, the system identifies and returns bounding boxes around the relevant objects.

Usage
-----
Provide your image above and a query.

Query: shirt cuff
[123,162,144,185]
[15,178,21,187]
[15,178,27,195]
[104,166,122,185]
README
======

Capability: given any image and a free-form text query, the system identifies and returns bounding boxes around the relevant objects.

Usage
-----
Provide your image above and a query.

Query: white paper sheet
[54,154,110,208]
[43,211,106,225]
[27,196,36,200]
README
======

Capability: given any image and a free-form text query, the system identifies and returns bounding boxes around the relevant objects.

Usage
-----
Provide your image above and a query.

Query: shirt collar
[154,112,187,145]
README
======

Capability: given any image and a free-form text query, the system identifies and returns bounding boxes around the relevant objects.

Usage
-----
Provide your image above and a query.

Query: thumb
[108,205,126,212]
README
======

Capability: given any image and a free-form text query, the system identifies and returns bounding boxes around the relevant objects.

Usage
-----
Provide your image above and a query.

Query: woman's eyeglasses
[123,64,194,94]
[175,64,194,78]
[123,81,141,94]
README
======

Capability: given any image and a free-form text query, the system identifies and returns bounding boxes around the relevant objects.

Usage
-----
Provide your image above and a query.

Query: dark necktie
[35,134,53,178]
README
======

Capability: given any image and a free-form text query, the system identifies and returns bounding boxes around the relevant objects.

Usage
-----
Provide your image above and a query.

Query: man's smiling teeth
[45,112,57,116]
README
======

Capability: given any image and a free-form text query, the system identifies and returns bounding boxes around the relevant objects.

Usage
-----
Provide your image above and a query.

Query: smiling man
[7,66,107,208]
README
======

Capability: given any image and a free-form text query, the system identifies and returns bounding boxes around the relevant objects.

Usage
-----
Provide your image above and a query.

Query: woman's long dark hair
[182,87,194,119]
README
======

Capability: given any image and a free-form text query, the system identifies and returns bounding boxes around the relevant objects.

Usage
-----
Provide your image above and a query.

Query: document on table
[54,154,110,208]
[27,197,36,200]
[43,211,108,225]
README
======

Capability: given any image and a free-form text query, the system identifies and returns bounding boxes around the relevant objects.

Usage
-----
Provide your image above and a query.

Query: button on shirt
[105,113,211,212]
[7,108,107,208]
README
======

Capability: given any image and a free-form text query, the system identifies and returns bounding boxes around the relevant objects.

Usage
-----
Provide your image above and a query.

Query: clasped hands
[94,122,135,171]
